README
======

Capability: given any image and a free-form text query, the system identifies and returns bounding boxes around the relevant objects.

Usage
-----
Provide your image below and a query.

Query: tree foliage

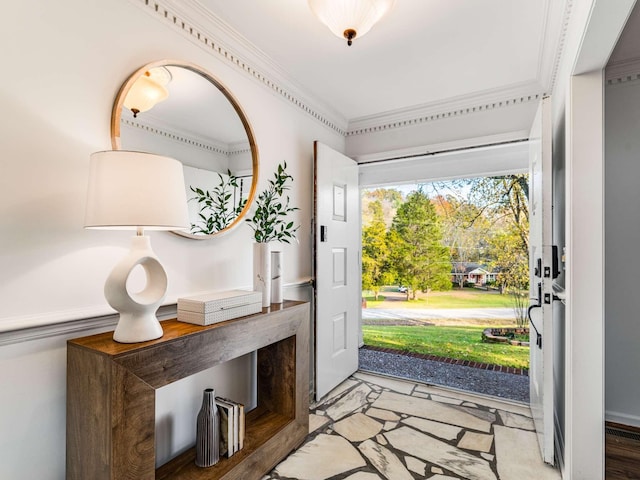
[387,189,452,299]
[463,174,529,254]
[361,201,394,299]
[362,188,403,228]
[361,174,530,302]
[488,228,529,292]
[432,174,530,293]
[432,193,492,287]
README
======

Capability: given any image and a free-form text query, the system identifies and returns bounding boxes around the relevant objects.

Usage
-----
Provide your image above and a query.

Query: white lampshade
[85,150,189,231]
[308,0,396,45]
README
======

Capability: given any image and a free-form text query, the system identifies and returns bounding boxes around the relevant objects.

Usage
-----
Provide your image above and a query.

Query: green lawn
[362,325,529,369]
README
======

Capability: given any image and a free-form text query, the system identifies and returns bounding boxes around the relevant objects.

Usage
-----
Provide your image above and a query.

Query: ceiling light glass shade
[308,0,396,45]
[84,151,189,343]
[123,70,169,117]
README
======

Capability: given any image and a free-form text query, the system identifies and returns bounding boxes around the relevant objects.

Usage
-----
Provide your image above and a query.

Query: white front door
[528,97,555,464]
[313,141,360,400]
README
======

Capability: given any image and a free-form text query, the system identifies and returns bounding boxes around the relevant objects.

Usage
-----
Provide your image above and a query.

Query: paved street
[361,307,516,325]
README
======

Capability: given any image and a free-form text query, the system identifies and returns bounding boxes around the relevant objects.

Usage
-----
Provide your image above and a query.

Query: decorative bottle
[195,388,220,467]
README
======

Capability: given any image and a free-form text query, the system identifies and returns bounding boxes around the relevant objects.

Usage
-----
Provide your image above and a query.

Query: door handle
[527,282,543,349]
[320,225,328,242]
[527,304,543,349]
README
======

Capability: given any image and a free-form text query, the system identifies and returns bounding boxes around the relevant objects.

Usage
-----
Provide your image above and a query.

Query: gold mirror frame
[111,59,258,239]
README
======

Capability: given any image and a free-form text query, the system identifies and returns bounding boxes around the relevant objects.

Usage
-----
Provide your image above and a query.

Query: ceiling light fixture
[308,0,396,46]
[123,67,171,118]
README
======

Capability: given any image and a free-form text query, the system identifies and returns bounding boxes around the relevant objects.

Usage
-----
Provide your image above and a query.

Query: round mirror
[111,60,258,239]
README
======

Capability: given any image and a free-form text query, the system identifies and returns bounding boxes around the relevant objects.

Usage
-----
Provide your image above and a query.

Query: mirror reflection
[111,61,258,239]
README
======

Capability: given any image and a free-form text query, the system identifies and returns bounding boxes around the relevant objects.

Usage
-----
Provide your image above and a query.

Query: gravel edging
[359,347,530,403]
[362,345,529,376]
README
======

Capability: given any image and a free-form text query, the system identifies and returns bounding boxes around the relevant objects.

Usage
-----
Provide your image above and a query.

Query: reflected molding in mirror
[111,60,259,239]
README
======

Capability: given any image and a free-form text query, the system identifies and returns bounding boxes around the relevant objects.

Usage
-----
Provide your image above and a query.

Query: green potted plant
[246,162,299,306]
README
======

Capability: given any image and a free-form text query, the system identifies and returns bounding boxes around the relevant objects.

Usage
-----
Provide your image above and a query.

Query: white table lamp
[85,150,189,343]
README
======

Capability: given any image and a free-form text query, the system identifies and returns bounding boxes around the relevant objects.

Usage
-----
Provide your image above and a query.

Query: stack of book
[177,290,262,326]
[216,397,245,457]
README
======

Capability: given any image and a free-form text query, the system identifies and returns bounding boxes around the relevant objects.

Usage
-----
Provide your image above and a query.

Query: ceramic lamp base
[105,235,167,343]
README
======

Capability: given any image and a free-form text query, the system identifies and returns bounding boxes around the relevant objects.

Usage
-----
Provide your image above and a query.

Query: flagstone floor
[265,372,561,480]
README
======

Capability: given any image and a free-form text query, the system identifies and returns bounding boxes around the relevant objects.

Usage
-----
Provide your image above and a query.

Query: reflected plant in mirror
[189,170,248,235]
[246,162,300,243]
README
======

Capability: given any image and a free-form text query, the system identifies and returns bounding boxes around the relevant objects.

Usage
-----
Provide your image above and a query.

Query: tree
[362,188,403,228]
[388,189,452,300]
[488,227,530,327]
[432,193,491,287]
[361,201,394,300]
[433,175,530,293]
[463,174,529,254]
[489,228,529,293]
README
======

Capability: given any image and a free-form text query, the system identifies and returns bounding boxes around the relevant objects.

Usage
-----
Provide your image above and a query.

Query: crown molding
[121,114,250,156]
[347,83,543,136]
[128,0,571,140]
[128,0,348,135]
[606,58,640,84]
[540,0,572,95]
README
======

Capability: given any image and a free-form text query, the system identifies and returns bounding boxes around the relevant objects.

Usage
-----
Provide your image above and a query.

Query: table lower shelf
[156,406,305,480]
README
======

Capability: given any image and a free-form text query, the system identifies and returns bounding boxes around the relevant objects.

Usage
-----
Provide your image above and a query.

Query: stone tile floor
[264,371,561,480]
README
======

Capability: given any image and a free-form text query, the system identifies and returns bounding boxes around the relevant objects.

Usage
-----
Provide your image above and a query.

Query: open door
[528,96,555,464]
[313,141,361,400]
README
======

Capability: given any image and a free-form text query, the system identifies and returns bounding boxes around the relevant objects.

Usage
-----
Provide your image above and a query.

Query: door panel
[528,97,555,464]
[313,141,360,400]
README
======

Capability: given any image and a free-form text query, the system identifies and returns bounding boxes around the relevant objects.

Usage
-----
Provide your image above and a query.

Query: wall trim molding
[128,0,348,136]
[121,116,251,156]
[346,89,543,137]
[606,58,640,85]
[547,0,574,95]
[606,409,640,429]
[128,0,573,141]
[0,280,314,346]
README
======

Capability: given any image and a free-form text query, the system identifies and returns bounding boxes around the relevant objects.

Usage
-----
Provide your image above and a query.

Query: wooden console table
[66,301,309,480]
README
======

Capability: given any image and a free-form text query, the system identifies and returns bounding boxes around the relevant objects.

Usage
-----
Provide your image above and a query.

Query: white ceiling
[197,0,563,125]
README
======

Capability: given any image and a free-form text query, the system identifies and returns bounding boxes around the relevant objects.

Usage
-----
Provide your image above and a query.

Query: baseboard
[606,410,640,429]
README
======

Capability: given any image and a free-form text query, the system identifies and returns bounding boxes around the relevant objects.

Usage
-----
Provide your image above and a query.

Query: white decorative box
[177,290,262,326]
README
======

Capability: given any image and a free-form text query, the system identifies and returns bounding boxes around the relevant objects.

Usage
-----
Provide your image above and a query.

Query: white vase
[271,251,283,304]
[253,242,272,307]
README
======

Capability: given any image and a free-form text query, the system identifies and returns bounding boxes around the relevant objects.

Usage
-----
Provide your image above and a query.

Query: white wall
[604,77,640,427]
[0,0,342,478]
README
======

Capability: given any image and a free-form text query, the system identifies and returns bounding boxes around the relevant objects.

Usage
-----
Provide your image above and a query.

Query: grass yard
[364,287,516,309]
[362,325,529,370]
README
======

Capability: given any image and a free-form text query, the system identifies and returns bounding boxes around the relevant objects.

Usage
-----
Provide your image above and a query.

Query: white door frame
[564,1,635,478]
[565,69,605,480]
